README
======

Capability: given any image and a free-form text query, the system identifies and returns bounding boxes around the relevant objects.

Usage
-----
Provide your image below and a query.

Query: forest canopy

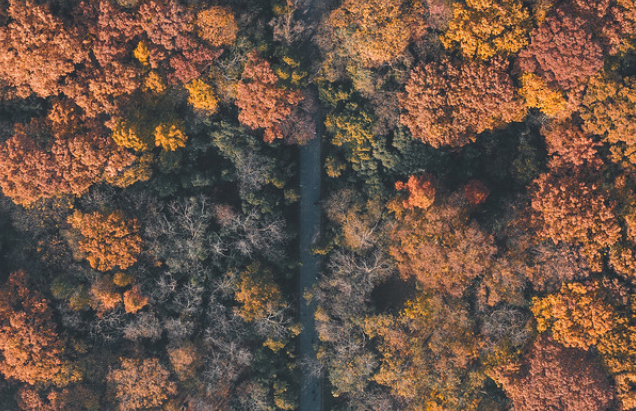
[0,0,635,410]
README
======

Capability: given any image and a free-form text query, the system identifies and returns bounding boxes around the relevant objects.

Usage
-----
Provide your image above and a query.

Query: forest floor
[298,106,323,411]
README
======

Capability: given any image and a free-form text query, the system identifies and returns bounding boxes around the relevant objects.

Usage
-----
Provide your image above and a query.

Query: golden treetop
[441,0,532,60]
[67,210,143,272]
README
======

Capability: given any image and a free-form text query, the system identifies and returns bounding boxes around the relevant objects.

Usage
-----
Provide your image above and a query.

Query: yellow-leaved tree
[580,73,636,168]
[531,281,620,350]
[518,72,568,117]
[185,78,219,113]
[111,119,152,152]
[154,121,188,151]
[441,0,532,60]
[235,264,284,322]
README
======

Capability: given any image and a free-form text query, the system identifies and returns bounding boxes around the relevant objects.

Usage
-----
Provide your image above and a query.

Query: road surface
[299,107,322,411]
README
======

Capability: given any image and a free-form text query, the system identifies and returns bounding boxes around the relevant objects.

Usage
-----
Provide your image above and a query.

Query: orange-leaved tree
[323,0,426,66]
[389,192,498,297]
[107,357,176,411]
[530,169,620,270]
[67,210,143,272]
[195,6,238,47]
[123,285,148,314]
[529,123,619,270]
[0,118,136,206]
[0,271,79,386]
[236,52,304,143]
[400,57,525,148]
[90,275,122,315]
[395,174,436,210]
[0,0,87,98]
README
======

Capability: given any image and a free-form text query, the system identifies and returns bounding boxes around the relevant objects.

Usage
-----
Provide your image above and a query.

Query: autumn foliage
[154,121,188,151]
[495,336,615,411]
[235,264,284,322]
[364,294,482,409]
[441,0,532,60]
[1,0,635,408]
[0,0,87,98]
[580,73,636,167]
[400,57,525,148]
[518,72,568,117]
[0,117,136,206]
[532,281,619,349]
[185,78,219,113]
[67,210,143,272]
[324,0,426,66]
[529,122,622,271]
[516,7,604,90]
[463,179,490,205]
[0,271,78,386]
[530,169,620,270]
[195,6,238,47]
[123,285,149,314]
[389,193,497,297]
[107,358,176,410]
[236,53,304,143]
[90,275,123,314]
[395,174,436,209]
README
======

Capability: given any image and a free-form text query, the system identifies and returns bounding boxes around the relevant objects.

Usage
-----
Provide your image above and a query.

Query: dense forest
[0,0,636,410]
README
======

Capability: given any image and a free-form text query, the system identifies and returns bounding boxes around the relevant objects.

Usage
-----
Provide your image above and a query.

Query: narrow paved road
[299,108,322,411]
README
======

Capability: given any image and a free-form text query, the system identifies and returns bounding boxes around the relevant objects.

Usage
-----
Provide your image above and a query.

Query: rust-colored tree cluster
[0,271,78,387]
[516,7,604,91]
[529,123,621,270]
[495,336,614,411]
[400,57,525,148]
[0,0,87,98]
[0,114,136,206]
[236,53,304,143]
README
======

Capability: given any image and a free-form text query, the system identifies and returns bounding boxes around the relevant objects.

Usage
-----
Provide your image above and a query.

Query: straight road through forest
[299,109,322,411]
